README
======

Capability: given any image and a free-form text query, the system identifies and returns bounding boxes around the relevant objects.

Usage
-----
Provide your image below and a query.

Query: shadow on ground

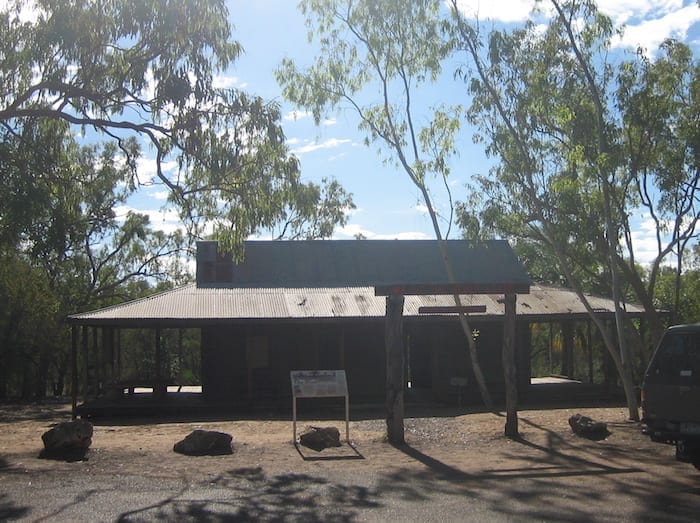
[116,467,380,522]
[383,418,700,521]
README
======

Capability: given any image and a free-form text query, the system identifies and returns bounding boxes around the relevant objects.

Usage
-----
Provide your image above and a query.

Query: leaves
[1,0,352,252]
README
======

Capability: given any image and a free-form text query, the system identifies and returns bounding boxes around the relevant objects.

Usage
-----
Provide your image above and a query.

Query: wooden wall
[200,318,531,406]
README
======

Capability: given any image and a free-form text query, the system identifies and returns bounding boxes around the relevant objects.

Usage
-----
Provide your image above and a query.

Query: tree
[448,0,700,420]
[0,252,59,399]
[276,0,500,440]
[0,116,185,396]
[0,0,351,252]
[0,0,355,395]
[617,40,700,327]
[654,245,700,324]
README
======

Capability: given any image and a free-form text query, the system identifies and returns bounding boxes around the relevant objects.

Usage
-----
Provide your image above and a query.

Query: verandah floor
[74,378,625,420]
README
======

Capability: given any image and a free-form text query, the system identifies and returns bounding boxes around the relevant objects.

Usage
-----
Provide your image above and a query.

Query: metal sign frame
[290,370,349,443]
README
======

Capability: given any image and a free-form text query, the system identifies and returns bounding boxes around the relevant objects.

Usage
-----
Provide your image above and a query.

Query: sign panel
[290,370,348,398]
[290,370,349,443]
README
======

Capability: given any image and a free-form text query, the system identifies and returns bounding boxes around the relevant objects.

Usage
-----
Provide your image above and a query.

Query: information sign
[291,370,348,398]
[290,370,349,443]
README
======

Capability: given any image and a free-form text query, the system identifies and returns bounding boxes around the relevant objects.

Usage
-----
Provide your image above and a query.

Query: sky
[113,1,700,262]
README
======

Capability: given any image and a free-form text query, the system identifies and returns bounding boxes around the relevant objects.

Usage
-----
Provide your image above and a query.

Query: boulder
[173,429,233,456]
[568,413,609,440]
[40,419,93,461]
[299,426,342,451]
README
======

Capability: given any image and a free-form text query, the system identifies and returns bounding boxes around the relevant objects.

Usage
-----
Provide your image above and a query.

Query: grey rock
[299,426,341,451]
[40,419,93,461]
[41,419,93,450]
[173,429,233,456]
[568,413,609,440]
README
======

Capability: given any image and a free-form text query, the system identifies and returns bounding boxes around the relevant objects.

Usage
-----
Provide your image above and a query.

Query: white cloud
[149,190,171,201]
[597,0,684,25]
[1,0,41,22]
[627,213,685,267]
[453,0,699,54]
[335,223,431,240]
[630,225,662,265]
[290,137,352,155]
[612,5,700,52]
[135,157,179,185]
[213,75,245,89]
[452,0,537,23]
[453,0,688,24]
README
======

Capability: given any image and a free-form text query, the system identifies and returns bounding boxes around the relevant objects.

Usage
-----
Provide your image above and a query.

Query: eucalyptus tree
[448,0,699,420]
[617,40,700,326]
[0,0,352,254]
[276,0,502,440]
[1,0,356,397]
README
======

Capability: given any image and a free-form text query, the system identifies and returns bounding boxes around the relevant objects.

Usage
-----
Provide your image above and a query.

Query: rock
[40,419,93,461]
[173,429,233,456]
[568,413,609,440]
[299,426,342,451]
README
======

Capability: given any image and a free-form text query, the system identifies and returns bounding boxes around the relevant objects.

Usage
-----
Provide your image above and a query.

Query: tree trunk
[385,294,405,445]
[502,293,519,438]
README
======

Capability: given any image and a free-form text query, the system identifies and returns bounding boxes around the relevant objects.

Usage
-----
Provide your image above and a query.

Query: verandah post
[385,293,405,444]
[503,292,519,438]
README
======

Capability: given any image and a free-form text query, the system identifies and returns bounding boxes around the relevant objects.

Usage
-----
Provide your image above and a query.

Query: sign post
[290,370,349,443]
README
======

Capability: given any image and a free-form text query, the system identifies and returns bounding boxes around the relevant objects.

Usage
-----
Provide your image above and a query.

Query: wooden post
[155,328,162,380]
[155,328,164,399]
[71,325,78,419]
[116,329,122,378]
[561,320,575,378]
[103,327,114,384]
[93,327,100,394]
[587,321,594,384]
[385,294,405,444]
[82,326,89,400]
[502,292,519,438]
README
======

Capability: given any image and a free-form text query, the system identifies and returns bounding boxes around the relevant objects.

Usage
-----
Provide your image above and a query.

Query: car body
[641,323,700,470]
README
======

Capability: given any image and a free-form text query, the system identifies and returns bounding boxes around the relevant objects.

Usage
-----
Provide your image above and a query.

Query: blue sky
[121,0,700,263]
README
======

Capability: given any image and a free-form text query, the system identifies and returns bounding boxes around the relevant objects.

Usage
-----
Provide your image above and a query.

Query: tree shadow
[117,467,381,521]
[294,441,365,461]
[0,456,31,519]
[380,417,699,522]
[0,493,29,521]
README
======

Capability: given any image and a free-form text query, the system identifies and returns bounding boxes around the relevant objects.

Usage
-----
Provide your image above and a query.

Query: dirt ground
[1,401,699,521]
[0,401,638,478]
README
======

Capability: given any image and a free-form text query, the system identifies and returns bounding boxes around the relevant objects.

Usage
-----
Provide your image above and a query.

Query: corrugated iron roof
[67,284,645,327]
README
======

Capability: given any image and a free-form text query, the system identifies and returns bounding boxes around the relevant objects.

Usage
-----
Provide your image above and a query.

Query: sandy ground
[1,401,699,521]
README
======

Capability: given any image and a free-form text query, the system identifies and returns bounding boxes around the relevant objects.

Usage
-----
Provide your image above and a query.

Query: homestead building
[68,240,642,416]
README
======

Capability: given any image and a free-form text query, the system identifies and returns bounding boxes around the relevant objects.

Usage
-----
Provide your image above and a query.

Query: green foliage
[277,0,459,206]
[0,252,61,398]
[277,0,496,411]
[617,39,700,296]
[654,248,700,324]
[447,0,700,419]
[450,0,698,332]
[0,0,352,250]
[0,0,355,396]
